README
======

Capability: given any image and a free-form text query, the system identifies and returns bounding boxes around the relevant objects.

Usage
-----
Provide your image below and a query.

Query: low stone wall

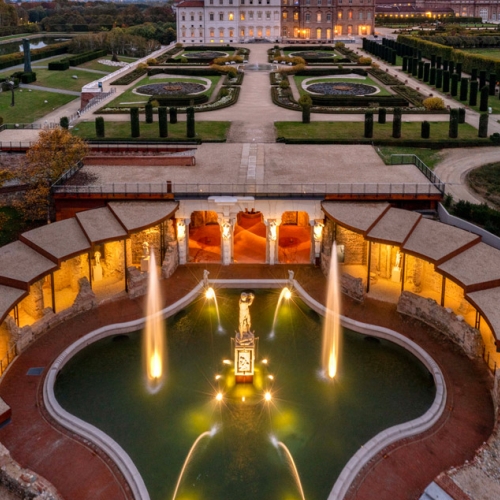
[321,252,365,302]
[161,242,178,279]
[6,278,97,354]
[0,442,62,500]
[84,155,195,167]
[397,291,483,359]
[127,266,148,300]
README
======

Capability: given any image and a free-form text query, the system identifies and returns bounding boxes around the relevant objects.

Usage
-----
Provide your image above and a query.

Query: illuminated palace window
[317,12,322,22]
[294,11,299,20]
[241,12,245,20]
[338,11,342,19]
[229,12,234,20]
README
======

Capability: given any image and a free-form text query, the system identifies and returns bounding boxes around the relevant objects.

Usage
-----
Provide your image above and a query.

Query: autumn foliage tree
[14,128,88,222]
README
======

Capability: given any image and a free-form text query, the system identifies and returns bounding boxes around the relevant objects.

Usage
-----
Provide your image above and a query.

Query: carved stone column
[220,218,233,265]
[266,219,278,265]
[176,218,190,265]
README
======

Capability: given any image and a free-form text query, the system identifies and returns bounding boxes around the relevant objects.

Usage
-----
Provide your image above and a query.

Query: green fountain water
[54,289,435,500]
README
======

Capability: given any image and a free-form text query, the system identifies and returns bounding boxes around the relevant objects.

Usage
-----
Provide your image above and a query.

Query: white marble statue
[94,251,101,265]
[142,242,150,258]
[238,292,255,334]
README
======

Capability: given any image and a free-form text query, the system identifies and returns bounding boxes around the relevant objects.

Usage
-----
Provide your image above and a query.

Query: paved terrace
[0,265,494,500]
[61,144,441,198]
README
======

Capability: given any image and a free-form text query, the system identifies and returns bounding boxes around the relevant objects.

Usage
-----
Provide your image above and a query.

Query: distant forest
[1,1,176,44]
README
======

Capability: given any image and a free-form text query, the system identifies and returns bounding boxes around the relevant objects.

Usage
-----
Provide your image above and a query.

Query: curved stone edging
[292,281,447,500]
[43,278,446,500]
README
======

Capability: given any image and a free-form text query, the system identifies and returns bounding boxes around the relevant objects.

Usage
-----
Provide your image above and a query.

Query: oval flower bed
[135,82,206,96]
[307,82,378,96]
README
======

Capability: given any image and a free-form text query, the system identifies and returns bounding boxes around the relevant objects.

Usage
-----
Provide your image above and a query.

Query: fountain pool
[53,289,436,500]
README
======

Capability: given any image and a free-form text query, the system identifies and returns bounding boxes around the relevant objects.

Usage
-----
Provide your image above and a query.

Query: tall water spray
[322,241,341,379]
[271,436,306,500]
[144,251,165,393]
[172,426,219,500]
[270,286,292,338]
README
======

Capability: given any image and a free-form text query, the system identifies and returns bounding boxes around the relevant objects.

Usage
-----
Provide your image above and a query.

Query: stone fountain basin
[45,280,444,500]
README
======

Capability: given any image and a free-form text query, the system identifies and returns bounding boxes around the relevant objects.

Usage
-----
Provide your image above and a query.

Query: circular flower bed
[290,51,333,59]
[184,51,227,59]
[307,82,378,95]
[135,82,206,96]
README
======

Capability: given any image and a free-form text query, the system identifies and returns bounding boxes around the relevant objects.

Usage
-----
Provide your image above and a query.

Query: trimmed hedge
[112,67,148,85]
[159,107,168,138]
[95,117,105,138]
[0,42,70,70]
[148,68,221,77]
[367,68,400,85]
[148,94,209,107]
[130,108,140,138]
[68,50,107,67]
[48,60,70,71]
[20,72,36,84]
[309,95,409,107]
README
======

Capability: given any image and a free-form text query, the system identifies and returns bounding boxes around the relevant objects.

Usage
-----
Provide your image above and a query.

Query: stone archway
[188,211,222,263]
[233,210,266,263]
[278,211,311,264]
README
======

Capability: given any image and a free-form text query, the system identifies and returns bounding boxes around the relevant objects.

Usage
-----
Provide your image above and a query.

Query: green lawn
[28,68,99,92]
[78,55,138,73]
[106,75,221,108]
[467,161,500,209]
[460,48,500,60]
[71,120,231,141]
[378,146,443,170]
[0,89,77,123]
[275,121,482,141]
[294,75,392,97]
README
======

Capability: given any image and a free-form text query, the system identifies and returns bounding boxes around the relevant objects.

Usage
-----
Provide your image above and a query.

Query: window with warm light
[317,12,322,22]
[229,12,234,20]
[219,28,224,36]
[241,11,245,20]
[338,11,342,19]
[210,28,215,36]
[229,29,234,36]
[266,27,271,36]
[293,11,298,20]
[249,27,254,35]
[240,28,245,36]
[283,10,288,19]
[348,9,352,19]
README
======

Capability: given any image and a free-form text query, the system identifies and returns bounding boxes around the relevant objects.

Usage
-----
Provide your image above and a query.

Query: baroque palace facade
[175,0,376,44]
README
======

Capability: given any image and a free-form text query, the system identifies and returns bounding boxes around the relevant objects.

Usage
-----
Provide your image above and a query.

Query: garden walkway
[0,264,494,500]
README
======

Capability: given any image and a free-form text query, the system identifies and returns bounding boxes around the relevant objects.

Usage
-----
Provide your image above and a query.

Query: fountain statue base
[234,332,255,384]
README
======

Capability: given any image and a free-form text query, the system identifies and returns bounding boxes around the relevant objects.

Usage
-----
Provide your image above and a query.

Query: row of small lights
[215,358,273,403]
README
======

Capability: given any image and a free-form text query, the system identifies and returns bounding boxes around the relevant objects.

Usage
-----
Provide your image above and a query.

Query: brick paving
[0,264,494,500]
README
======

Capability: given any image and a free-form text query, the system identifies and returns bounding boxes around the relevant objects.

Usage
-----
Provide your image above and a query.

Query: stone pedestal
[141,257,150,272]
[391,267,401,283]
[93,264,103,281]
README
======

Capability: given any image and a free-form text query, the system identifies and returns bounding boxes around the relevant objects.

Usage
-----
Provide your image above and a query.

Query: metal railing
[390,154,445,194]
[52,182,443,198]
[51,160,84,189]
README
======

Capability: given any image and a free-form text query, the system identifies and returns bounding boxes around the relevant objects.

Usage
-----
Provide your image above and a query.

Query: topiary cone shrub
[458,108,466,124]
[378,108,386,124]
[95,116,105,138]
[364,111,373,138]
[451,73,458,97]
[158,107,168,138]
[469,80,478,107]
[145,102,153,124]
[421,121,430,139]
[186,106,195,138]
[449,108,459,139]
[170,107,177,124]
[392,107,402,139]
[480,85,489,112]
[479,113,488,138]
[130,107,140,138]
[298,94,312,124]
[459,78,468,101]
